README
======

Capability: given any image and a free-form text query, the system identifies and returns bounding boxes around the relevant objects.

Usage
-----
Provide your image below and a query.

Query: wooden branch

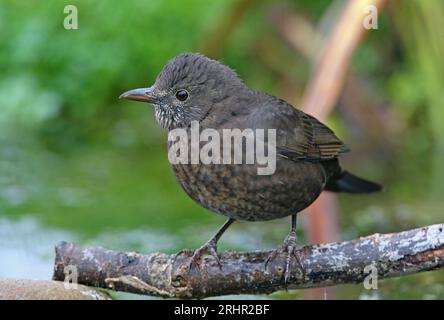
[53,224,444,299]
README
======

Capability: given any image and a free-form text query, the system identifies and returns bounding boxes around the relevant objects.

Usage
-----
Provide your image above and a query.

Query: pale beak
[119,87,156,103]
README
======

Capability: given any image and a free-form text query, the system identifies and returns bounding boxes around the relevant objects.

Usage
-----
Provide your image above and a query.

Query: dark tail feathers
[325,171,382,194]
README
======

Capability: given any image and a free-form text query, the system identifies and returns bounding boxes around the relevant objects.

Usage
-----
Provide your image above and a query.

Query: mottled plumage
[120,53,381,279]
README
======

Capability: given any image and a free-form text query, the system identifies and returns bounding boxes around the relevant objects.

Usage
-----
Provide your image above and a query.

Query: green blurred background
[0,0,443,299]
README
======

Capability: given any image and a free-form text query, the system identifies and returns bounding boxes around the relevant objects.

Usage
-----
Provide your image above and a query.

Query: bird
[120,53,382,282]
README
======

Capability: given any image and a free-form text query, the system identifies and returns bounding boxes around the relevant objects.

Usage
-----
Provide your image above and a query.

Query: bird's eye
[175,89,189,101]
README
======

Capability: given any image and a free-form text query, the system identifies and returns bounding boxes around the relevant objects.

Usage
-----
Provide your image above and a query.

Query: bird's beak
[119,87,156,103]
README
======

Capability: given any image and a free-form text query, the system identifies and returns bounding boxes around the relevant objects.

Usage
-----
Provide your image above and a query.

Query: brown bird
[120,53,381,281]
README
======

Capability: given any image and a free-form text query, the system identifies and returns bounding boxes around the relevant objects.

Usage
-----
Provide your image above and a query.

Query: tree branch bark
[53,223,444,299]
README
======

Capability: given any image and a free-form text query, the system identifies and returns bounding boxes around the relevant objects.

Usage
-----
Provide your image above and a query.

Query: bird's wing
[281,111,349,161]
[252,98,349,162]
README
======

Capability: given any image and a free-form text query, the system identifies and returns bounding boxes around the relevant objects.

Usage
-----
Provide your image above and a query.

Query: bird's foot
[174,239,221,272]
[265,230,304,284]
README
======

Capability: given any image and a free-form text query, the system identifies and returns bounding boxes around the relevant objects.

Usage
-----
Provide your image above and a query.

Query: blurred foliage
[0,0,443,299]
[388,0,444,197]
[0,0,232,147]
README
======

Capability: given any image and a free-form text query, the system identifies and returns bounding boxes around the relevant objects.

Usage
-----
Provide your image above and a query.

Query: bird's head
[120,53,245,130]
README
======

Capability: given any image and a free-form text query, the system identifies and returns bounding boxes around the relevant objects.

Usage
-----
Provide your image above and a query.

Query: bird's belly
[171,159,326,221]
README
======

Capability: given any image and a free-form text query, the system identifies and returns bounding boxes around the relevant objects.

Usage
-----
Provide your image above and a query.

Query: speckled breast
[170,156,326,221]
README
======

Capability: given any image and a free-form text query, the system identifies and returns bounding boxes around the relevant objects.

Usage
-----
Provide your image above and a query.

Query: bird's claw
[172,248,194,264]
[265,231,304,284]
[175,239,222,272]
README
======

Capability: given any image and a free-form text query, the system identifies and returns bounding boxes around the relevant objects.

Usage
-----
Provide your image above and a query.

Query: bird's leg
[175,218,234,271]
[265,214,304,283]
